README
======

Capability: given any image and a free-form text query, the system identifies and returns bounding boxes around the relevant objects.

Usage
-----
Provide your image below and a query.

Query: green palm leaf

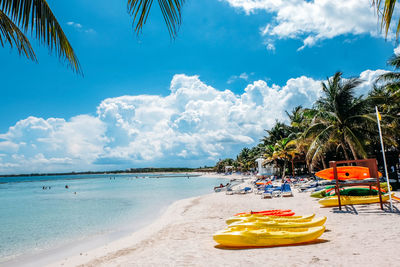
[127,0,185,38]
[374,0,398,39]
[0,0,81,73]
[0,9,35,60]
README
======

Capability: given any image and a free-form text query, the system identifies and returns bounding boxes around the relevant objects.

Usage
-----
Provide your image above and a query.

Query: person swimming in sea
[65,185,69,189]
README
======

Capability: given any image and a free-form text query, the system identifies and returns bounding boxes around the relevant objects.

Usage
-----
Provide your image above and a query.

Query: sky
[0,0,398,174]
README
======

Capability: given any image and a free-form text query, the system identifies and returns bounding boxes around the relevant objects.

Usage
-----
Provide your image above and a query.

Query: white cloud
[0,116,107,173]
[227,72,251,84]
[357,69,388,96]
[67,21,82,29]
[266,43,276,52]
[394,45,400,55]
[67,21,95,34]
[0,72,382,174]
[224,0,388,50]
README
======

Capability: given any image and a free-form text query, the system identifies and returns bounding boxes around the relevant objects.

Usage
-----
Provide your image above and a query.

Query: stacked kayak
[234,209,294,216]
[315,166,382,180]
[226,213,315,225]
[319,193,393,207]
[213,210,326,247]
[227,216,327,229]
[312,185,389,199]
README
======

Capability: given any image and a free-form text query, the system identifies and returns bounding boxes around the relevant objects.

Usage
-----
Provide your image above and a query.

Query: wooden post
[327,159,383,211]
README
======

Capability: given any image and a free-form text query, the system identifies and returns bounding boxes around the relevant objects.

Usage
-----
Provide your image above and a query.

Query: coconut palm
[372,55,400,148]
[271,137,298,179]
[236,147,251,172]
[0,0,82,73]
[128,0,185,38]
[261,121,291,146]
[1,0,184,73]
[305,72,375,164]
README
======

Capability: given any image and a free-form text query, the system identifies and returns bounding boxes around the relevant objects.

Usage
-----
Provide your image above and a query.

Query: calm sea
[0,173,226,264]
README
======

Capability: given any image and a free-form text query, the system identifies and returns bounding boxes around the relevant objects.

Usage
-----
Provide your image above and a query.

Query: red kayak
[234,209,295,216]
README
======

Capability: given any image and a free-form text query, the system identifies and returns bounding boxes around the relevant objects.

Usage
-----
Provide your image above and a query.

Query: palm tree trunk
[342,143,350,161]
[348,142,359,160]
[282,160,287,182]
[320,156,327,169]
[291,158,295,176]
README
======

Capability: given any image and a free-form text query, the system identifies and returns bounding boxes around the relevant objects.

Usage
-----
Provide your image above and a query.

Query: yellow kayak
[213,226,325,247]
[319,193,392,207]
[226,214,315,225]
[228,216,327,229]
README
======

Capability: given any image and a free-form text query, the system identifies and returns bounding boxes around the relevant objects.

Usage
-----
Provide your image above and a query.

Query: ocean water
[0,174,226,263]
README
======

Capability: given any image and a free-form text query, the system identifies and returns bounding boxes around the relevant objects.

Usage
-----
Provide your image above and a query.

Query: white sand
[46,176,400,267]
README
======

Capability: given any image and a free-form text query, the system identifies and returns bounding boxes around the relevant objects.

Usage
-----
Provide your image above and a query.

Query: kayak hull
[213,226,325,247]
[226,214,315,225]
[228,217,327,229]
[319,194,391,207]
[315,166,382,180]
[234,209,294,216]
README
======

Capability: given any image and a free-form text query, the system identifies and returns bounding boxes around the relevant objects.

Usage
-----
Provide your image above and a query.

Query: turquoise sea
[0,173,226,264]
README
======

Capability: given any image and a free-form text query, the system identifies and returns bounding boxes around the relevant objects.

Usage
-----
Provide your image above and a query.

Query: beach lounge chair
[282,183,293,197]
[239,187,252,194]
[262,185,282,199]
[261,184,273,198]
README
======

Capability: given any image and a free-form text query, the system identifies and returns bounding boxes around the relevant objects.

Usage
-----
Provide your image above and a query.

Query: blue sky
[0,0,397,173]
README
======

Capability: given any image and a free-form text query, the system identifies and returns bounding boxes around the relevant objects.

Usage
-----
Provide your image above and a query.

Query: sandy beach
[45,174,400,267]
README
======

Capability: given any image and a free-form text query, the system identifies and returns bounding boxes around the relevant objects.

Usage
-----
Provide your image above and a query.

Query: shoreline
[47,195,205,267]
[46,178,400,266]
[1,173,228,267]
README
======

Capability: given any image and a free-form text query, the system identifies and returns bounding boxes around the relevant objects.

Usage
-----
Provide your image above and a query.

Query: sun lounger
[281,183,293,197]
[262,185,281,199]
[239,187,253,194]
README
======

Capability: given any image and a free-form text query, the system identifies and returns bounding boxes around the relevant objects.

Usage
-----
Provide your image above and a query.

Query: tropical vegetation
[215,56,400,178]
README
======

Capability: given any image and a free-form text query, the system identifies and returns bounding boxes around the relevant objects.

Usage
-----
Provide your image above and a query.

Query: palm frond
[0,10,36,60]
[376,72,400,82]
[0,0,81,74]
[344,127,367,158]
[127,0,185,39]
[374,0,398,39]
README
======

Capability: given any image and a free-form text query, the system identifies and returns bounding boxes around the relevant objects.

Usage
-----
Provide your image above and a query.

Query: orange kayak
[316,166,382,180]
[256,181,272,185]
[234,209,294,217]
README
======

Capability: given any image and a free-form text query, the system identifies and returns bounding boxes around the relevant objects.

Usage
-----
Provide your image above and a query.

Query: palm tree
[373,54,400,149]
[0,0,81,73]
[261,121,291,146]
[1,0,184,73]
[271,137,298,179]
[373,0,400,39]
[305,72,375,165]
[128,0,185,38]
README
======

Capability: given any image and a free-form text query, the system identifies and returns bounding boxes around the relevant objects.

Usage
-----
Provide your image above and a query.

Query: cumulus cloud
[357,69,388,96]
[394,45,400,55]
[0,116,107,173]
[0,72,381,174]
[224,0,387,50]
